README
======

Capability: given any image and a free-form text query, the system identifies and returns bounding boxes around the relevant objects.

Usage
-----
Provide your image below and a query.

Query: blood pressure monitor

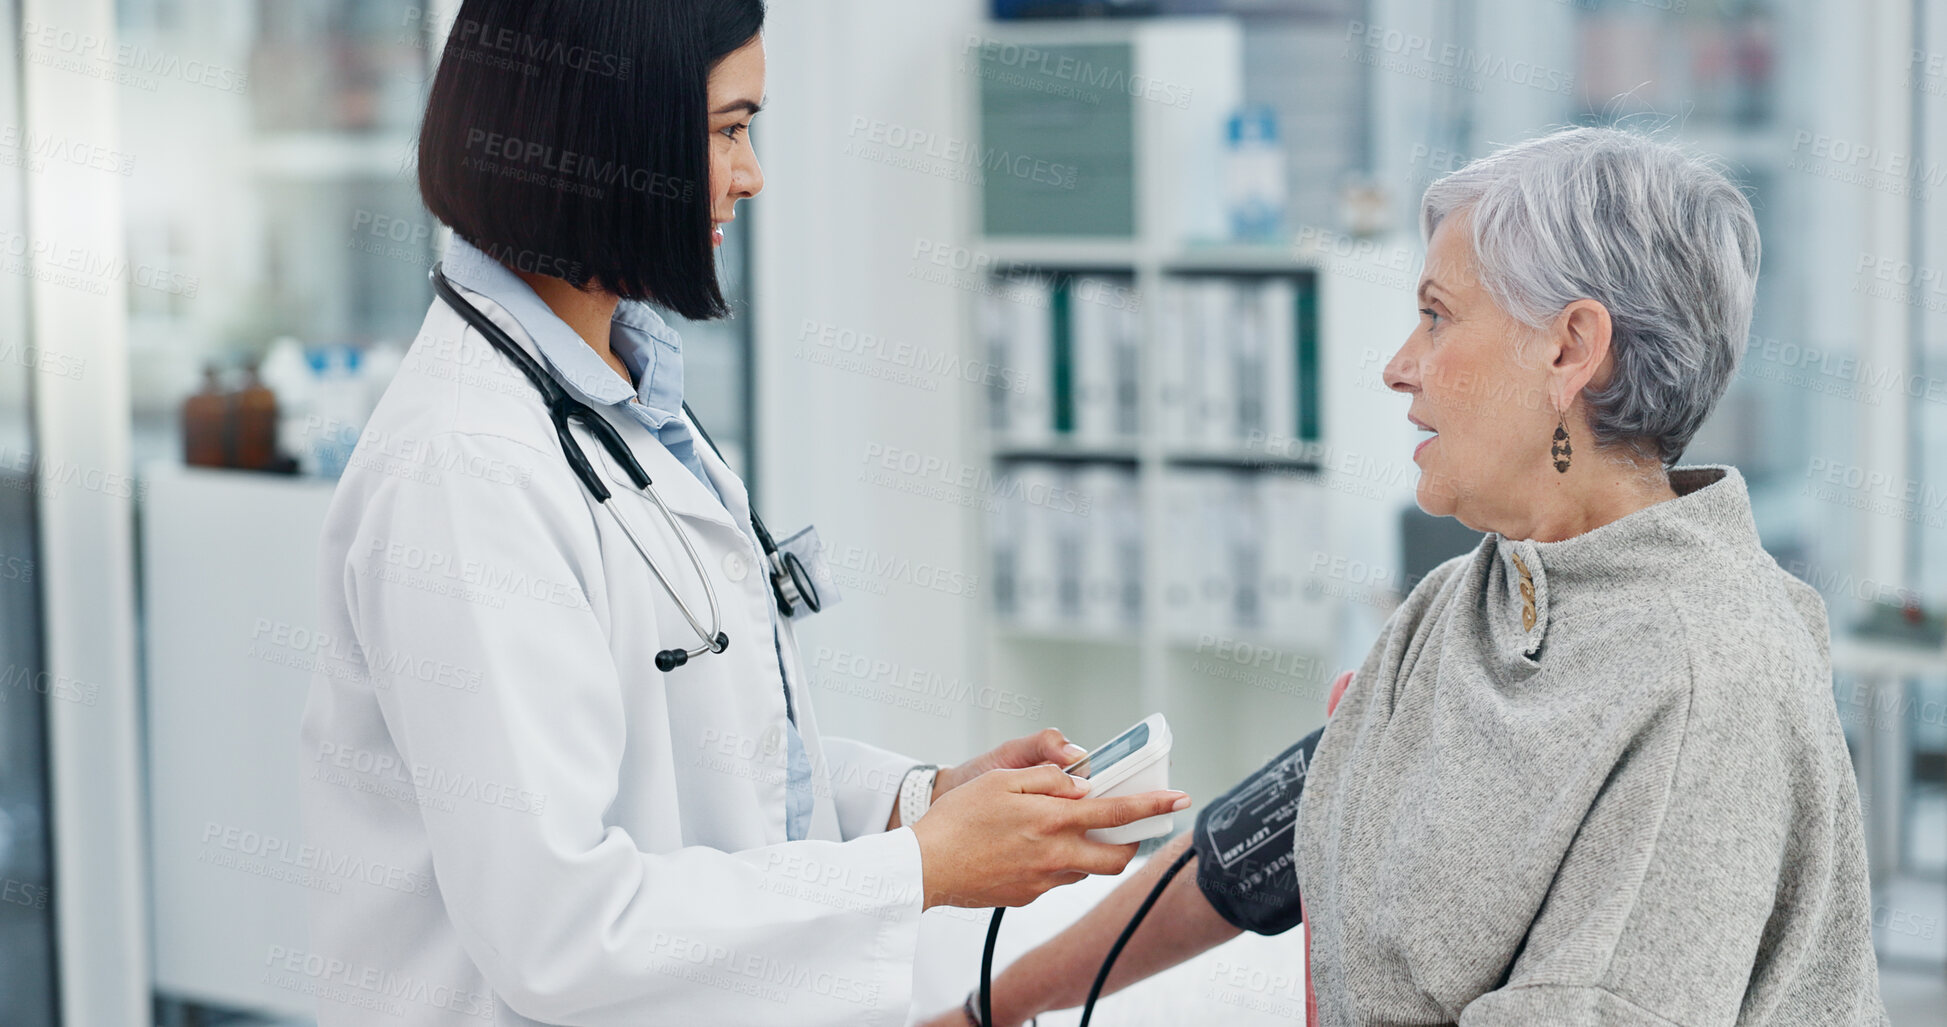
[1063,713,1174,845]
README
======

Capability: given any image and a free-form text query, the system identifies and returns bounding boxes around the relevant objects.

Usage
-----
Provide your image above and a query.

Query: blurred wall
[755,0,993,764]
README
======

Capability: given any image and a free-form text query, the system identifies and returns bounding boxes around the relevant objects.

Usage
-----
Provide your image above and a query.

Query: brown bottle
[233,364,279,471]
[182,366,229,469]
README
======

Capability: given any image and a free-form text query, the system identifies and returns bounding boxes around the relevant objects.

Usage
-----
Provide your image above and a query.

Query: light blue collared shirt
[441,237,814,842]
[441,237,719,502]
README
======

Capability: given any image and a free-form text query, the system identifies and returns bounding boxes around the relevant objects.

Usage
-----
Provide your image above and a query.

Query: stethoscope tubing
[590,437,727,659]
[428,264,747,668]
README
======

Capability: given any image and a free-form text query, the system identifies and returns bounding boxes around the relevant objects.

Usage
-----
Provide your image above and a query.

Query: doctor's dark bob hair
[417,0,765,321]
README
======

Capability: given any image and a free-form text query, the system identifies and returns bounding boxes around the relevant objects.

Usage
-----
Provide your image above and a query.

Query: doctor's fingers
[988,727,1088,771]
[1068,790,1193,831]
[1049,839,1142,879]
[1002,763,1093,799]
[1018,726,1087,766]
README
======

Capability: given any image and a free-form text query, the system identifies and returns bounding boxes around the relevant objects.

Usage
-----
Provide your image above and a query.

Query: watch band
[898,764,939,828]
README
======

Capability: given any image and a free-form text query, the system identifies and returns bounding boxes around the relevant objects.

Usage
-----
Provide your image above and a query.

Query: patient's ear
[1553,298,1613,398]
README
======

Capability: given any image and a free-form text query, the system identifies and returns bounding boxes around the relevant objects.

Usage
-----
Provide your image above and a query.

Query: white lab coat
[298,281,926,1027]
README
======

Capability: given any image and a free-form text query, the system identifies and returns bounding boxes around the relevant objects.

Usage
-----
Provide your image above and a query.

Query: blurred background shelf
[247,132,417,179]
[969,15,1372,820]
[995,443,1143,463]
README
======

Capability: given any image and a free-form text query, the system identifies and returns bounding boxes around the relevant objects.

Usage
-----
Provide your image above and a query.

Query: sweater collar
[1481,466,1758,662]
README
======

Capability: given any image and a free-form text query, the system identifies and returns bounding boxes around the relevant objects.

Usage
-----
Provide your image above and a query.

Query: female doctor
[297,2,1189,1025]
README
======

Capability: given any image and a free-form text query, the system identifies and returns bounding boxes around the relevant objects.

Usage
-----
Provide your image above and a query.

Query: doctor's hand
[910,765,1190,911]
[888,728,1086,831]
[935,727,1088,797]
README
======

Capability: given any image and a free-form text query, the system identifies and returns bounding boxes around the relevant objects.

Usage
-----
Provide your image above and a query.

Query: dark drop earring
[1551,414,1572,473]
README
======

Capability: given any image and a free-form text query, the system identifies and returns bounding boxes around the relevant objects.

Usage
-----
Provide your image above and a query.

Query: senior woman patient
[930,126,1887,1027]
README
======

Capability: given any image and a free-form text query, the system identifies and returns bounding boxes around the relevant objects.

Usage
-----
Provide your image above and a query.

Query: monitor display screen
[1064,721,1150,779]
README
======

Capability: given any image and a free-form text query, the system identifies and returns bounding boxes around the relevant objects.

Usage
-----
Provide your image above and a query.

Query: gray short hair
[1420,126,1760,465]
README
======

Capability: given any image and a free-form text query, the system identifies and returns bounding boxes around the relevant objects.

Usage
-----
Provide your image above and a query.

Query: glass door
[0,0,60,1020]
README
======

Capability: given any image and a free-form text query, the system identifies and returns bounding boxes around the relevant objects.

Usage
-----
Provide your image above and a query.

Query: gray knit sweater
[1294,467,1888,1026]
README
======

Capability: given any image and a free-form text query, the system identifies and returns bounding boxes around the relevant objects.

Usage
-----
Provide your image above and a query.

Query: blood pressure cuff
[1190,725,1325,936]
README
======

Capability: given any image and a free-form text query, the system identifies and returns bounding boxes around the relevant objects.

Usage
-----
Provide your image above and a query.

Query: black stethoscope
[429,264,820,672]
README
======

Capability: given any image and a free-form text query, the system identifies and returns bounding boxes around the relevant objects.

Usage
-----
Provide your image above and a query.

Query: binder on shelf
[1109,469,1144,627]
[1295,273,1320,445]
[1071,275,1139,446]
[1113,296,1143,439]
[1051,281,1075,437]
[1157,465,1333,642]
[1192,469,1260,633]
[1002,461,1066,629]
[977,261,1326,650]
[1153,273,1313,454]
[1191,279,1236,450]
[1232,280,1269,444]
[1221,470,1266,633]
[1160,467,1205,633]
[991,275,1056,445]
[1052,468,1088,621]
[978,283,1013,434]
[1261,471,1330,643]
[990,470,1023,620]
[1156,278,1194,445]
[993,461,1141,634]
[1185,467,1238,635]
[1075,464,1142,631]
[1261,277,1300,449]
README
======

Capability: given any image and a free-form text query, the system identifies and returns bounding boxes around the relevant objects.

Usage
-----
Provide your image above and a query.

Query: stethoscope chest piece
[655,632,729,673]
[771,550,820,616]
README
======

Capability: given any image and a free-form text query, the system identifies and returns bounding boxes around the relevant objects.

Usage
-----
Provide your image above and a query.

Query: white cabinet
[141,464,337,1018]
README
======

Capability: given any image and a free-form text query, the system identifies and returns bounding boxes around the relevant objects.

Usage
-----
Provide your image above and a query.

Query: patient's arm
[925,726,1325,1027]
[981,833,1241,1027]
